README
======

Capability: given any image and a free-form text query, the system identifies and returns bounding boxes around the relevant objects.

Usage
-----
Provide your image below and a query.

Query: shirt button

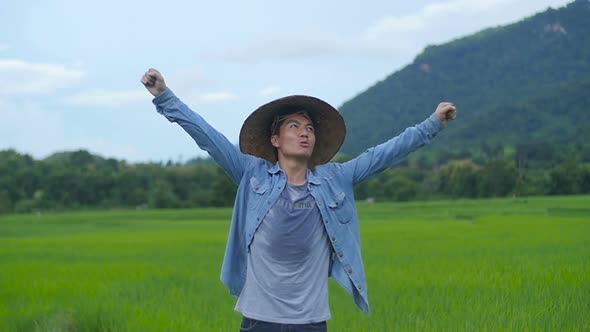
[331,236,336,242]
[324,219,329,224]
[347,268,353,274]
[267,201,271,205]
[338,252,343,258]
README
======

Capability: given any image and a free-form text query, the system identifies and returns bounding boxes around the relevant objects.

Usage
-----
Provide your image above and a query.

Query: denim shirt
[153,88,444,315]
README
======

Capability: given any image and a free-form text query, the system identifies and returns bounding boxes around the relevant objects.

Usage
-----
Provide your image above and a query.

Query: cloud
[0,98,150,161]
[187,92,238,104]
[0,59,85,97]
[203,0,569,63]
[364,0,512,39]
[204,36,389,63]
[69,136,146,162]
[0,100,67,157]
[257,86,282,97]
[62,89,147,107]
[359,0,570,59]
[169,66,212,91]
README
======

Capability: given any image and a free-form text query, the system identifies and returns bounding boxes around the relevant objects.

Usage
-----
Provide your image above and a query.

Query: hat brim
[239,95,346,166]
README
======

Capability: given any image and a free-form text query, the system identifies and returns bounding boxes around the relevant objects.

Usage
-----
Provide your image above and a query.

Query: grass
[0,196,589,331]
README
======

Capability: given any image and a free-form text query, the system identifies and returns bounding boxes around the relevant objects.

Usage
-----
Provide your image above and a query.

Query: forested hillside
[339,0,590,161]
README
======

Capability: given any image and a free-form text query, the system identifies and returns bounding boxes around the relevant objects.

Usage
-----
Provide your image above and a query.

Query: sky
[0,0,573,163]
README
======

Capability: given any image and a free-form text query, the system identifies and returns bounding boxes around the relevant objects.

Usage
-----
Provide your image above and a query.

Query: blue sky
[0,0,572,163]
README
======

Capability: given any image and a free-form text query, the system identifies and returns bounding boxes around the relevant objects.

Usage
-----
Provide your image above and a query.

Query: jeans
[240,317,327,332]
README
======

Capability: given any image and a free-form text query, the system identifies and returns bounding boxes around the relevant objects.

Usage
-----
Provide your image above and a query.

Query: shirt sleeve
[340,113,444,185]
[152,88,252,184]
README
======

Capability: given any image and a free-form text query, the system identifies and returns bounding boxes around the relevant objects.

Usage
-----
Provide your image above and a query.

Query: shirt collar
[266,162,321,185]
[267,162,282,174]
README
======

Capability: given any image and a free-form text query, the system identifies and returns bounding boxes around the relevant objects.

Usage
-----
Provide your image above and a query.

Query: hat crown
[239,95,346,166]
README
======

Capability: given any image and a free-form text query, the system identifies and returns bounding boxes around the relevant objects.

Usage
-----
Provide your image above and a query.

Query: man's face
[271,113,316,162]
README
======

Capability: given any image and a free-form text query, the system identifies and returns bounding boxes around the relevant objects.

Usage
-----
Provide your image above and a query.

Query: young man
[141,68,457,332]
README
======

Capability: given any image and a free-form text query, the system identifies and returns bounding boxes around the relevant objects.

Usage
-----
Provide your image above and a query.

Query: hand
[434,102,457,124]
[141,68,167,97]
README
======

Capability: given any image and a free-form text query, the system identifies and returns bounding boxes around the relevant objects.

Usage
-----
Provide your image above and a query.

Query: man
[141,68,457,331]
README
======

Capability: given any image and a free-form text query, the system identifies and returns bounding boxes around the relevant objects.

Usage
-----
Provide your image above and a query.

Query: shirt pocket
[328,191,353,224]
[248,176,269,210]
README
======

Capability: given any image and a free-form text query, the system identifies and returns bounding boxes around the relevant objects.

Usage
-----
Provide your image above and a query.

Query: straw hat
[239,95,346,166]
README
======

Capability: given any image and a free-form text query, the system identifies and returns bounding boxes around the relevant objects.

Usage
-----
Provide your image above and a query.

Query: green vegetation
[2,148,590,215]
[0,149,237,214]
[339,0,590,161]
[1,196,589,331]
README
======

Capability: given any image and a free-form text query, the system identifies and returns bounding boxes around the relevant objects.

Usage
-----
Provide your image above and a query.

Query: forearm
[153,88,250,183]
[343,113,443,184]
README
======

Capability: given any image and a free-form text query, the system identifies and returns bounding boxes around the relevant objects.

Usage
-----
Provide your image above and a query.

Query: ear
[270,135,279,148]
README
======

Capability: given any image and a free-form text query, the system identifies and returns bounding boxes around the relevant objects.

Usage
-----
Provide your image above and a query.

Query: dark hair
[270,110,315,136]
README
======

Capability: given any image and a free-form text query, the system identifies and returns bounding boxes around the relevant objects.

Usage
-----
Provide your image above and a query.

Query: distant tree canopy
[0,149,233,214]
[1,147,589,215]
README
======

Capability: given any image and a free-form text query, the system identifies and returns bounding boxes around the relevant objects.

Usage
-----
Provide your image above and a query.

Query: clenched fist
[435,102,457,125]
[141,68,167,97]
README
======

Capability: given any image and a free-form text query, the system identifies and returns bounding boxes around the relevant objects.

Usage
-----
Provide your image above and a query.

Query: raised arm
[341,102,457,184]
[141,68,252,184]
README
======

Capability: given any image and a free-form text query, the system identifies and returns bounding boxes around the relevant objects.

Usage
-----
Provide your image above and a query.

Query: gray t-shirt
[235,181,331,324]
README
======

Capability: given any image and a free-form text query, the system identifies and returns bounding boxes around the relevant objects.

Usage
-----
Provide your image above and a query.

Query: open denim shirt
[153,88,444,314]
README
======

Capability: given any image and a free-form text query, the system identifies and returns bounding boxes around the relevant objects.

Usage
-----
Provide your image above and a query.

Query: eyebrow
[285,119,314,127]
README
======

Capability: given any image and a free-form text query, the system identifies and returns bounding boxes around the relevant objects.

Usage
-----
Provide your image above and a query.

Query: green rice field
[1,196,589,331]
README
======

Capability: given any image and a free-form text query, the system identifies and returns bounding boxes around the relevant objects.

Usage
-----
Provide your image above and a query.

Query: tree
[548,159,584,195]
[209,167,237,207]
[436,160,479,197]
[478,159,518,197]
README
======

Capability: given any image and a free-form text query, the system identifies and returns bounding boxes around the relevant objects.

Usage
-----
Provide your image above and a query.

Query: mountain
[339,0,590,160]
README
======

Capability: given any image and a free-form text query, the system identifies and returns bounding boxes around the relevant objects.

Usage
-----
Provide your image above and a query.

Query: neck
[278,157,309,185]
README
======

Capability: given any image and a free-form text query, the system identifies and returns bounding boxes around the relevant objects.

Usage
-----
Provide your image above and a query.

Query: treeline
[354,158,590,202]
[1,146,589,215]
[0,149,236,214]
